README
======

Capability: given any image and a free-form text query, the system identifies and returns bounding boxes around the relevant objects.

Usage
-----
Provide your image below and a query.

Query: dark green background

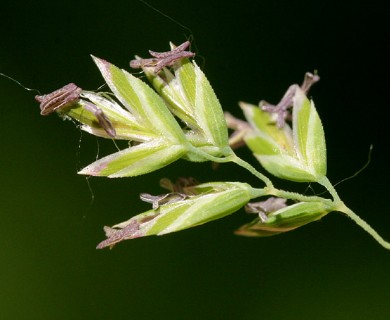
[1,0,389,319]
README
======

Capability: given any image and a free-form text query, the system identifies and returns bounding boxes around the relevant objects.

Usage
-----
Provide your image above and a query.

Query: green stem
[230,156,332,204]
[336,202,390,250]
[188,145,235,163]
[230,154,333,204]
[230,154,273,188]
[190,145,274,188]
[312,176,389,250]
[193,147,389,250]
[269,188,332,205]
[317,176,341,202]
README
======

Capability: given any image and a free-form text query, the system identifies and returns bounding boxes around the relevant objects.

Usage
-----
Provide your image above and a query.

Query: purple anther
[83,103,116,138]
[36,83,82,116]
[130,41,195,74]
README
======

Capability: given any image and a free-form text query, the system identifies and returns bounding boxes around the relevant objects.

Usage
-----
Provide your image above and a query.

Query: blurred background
[1,0,389,319]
